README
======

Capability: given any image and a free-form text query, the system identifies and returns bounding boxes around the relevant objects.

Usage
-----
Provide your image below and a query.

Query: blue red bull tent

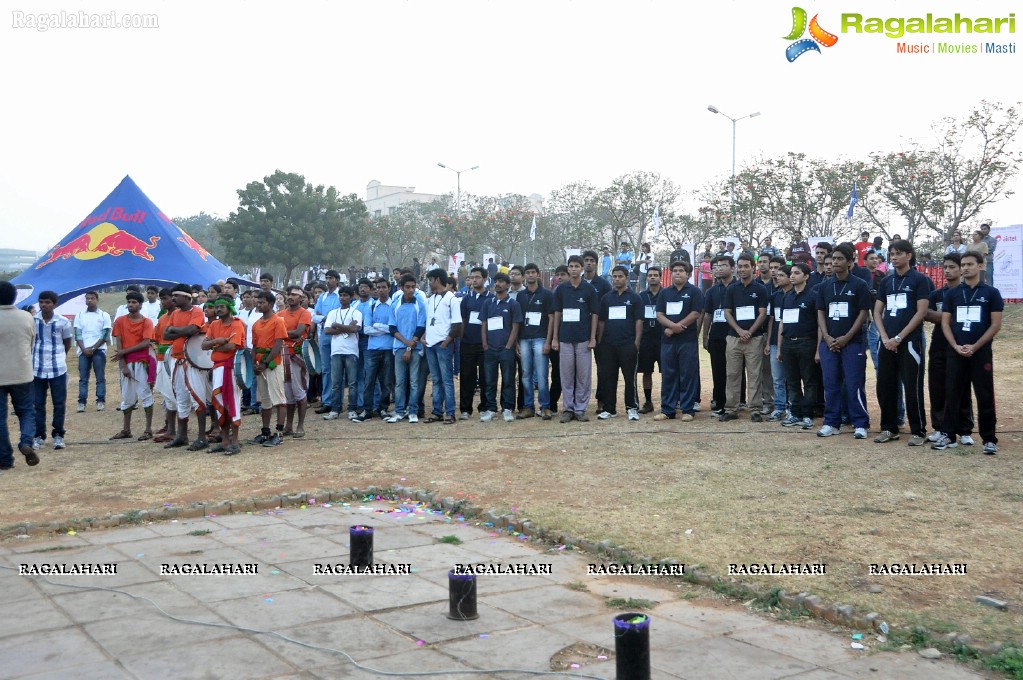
[13,175,253,307]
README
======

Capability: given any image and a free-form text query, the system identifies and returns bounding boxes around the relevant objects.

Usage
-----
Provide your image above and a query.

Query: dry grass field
[2,299,1021,655]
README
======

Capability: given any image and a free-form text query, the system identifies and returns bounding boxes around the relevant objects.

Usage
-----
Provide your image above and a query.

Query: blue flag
[847,181,858,219]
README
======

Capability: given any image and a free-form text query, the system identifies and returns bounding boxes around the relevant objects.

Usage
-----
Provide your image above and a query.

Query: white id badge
[713,309,726,323]
[887,293,907,316]
[608,306,627,320]
[782,308,800,324]
[487,316,504,331]
[644,305,656,319]
[774,307,781,321]
[829,302,849,319]
[526,311,541,326]
[665,301,684,316]
[956,306,981,323]
[469,311,482,325]
[562,308,581,323]
[736,305,755,321]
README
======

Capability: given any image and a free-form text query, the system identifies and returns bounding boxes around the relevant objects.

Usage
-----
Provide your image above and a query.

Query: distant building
[0,248,41,273]
[363,180,444,219]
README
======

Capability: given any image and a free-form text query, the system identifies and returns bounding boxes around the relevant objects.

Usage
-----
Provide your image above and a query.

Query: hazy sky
[1,0,1020,252]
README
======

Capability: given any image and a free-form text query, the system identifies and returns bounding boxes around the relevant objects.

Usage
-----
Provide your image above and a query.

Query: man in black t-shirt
[925,253,974,445]
[552,256,599,422]
[720,254,769,422]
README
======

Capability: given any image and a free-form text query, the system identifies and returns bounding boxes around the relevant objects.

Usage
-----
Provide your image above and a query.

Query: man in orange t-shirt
[162,284,207,449]
[110,291,155,441]
[152,290,178,443]
[277,286,312,437]
[203,297,245,455]
[251,290,289,446]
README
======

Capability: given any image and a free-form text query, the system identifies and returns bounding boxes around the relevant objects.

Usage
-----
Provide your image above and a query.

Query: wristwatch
[894,335,902,343]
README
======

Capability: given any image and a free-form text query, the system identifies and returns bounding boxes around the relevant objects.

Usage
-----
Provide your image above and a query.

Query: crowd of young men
[0,238,1005,468]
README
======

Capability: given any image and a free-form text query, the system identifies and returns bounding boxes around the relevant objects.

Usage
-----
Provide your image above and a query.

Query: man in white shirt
[423,270,463,423]
[32,290,73,451]
[73,290,112,412]
[141,286,162,322]
[236,289,262,415]
[322,286,363,420]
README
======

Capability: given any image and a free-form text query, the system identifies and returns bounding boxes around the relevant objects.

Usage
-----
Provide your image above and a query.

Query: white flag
[529,214,537,241]
[652,203,662,238]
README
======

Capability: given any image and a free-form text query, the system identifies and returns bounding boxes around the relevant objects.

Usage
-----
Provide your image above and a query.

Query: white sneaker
[381,410,395,419]
[479,411,495,422]
[386,412,406,423]
[77,403,86,413]
[692,403,701,412]
[96,403,105,411]
[817,425,840,437]
[348,411,357,420]
[502,409,514,422]
[801,417,813,430]
[854,428,868,439]
[627,408,639,421]
[926,431,942,442]
[53,435,65,449]
[959,435,975,446]
[597,411,616,420]
[459,412,470,420]
[323,411,340,420]
[33,436,43,450]
[408,413,419,423]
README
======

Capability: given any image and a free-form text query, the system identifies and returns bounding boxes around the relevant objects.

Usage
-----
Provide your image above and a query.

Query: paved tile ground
[0,500,988,679]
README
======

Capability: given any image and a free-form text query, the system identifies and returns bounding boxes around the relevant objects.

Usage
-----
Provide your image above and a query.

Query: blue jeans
[518,338,550,411]
[769,344,788,412]
[318,335,334,408]
[1,382,35,467]
[77,351,107,405]
[659,342,699,416]
[425,344,456,417]
[328,353,359,413]
[484,346,517,412]
[392,349,422,416]
[819,338,869,429]
[34,374,67,440]
[362,349,393,413]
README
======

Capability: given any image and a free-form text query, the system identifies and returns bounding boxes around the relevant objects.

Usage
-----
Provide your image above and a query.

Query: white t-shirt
[237,307,261,349]
[73,309,112,355]
[141,300,162,322]
[424,291,462,347]
[113,304,129,321]
[324,306,363,356]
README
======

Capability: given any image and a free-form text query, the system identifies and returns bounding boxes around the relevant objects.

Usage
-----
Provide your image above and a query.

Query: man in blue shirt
[311,270,342,414]
[702,256,736,414]
[596,266,644,420]
[600,248,613,282]
[387,275,426,423]
[873,240,931,446]
[356,279,395,421]
[815,244,872,438]
[932,251,1003,454]
[480,273,523,422]
[777,262,819,430]
[517,263,555,420]
[721,254,769,422]
[459,267,491,419]
[654,261,703,422]
[552,255,599,423]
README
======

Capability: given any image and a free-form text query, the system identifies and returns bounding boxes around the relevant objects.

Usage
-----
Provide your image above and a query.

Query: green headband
[214,297,236,315]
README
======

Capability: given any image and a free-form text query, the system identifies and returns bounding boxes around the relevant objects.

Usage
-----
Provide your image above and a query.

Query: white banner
[991,225,1022,298]
[448,252,465,275]
[683,243,697,284]
[564,248,582,263]
[809,235,835,253]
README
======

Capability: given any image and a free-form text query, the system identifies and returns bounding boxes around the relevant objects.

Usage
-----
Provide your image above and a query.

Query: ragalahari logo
[784,7,839,62]
[36,223,159,269]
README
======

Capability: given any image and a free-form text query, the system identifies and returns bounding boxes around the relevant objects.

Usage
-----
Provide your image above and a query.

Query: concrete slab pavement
[0,499,988,679]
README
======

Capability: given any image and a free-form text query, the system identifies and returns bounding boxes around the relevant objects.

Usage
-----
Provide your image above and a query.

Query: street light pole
[437,162,479,216]
[707,105,760,226]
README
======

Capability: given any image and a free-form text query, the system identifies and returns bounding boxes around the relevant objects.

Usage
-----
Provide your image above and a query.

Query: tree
[218,170,369,285]
[593,172,682,251]
[172,212,226,262]
[540,181,605,265]
[368,197,449,271]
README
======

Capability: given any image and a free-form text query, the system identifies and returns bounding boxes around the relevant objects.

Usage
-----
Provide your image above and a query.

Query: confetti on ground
[67,530,76,536]
[416,640,425,646]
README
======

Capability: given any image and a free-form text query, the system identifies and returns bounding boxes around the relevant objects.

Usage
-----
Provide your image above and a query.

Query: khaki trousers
[725,335,765,412]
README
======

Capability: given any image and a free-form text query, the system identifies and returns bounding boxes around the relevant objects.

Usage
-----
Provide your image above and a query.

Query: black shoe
[314,405,331,414]
[248,433,269,445]
[719,412,738,422]
[751,412,763,423]
[262,433,283,447]
[20,443,39,466]
[711,408,725,416]
[186,439,209,452]
[638,402,654,414]
[163,438,188,449]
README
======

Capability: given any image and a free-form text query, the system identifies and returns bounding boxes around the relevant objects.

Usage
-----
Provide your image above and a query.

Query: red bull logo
[176,227,211,261]
[36,223,159,269]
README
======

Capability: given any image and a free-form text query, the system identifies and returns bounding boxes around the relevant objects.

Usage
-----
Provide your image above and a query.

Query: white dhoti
[119,361,154,411]
[156,355,175,410]
[172,358,211,419]
[211,361,242,427]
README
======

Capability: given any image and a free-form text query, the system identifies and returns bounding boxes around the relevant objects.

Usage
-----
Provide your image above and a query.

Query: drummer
[109,291,156,441]
[203,297,245,455]
[162,284,208,450]
[152,289,179,444]
[278,286,312,438]
[251,291,289,447]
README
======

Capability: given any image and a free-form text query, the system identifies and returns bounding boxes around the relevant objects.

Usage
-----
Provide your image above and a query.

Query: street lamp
[437,162,479,215]
[707,105,761,225]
